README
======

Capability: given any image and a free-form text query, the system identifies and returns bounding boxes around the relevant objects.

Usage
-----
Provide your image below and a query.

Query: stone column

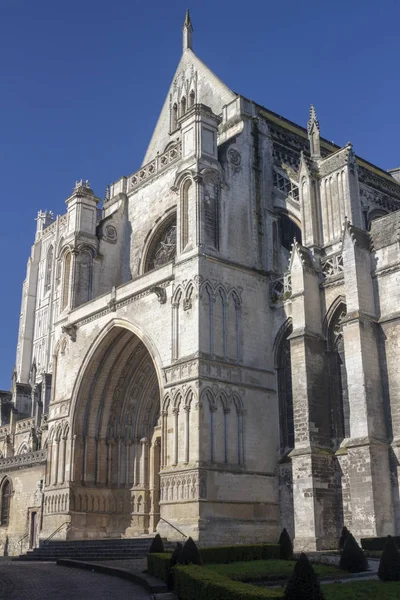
[172,408,179,466]
[53,439,60,485]
[59,435,67,485]
[184,405,190,464]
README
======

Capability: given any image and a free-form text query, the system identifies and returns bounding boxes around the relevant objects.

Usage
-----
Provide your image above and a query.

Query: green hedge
[200,544,280,564]
[147,543,281,583]
[361,537,400,552]
[146,552,172,582]
[174,565,284,600]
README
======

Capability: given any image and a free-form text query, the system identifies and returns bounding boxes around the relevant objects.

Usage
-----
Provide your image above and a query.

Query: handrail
[43,521,69,544]
[159,517,187,539]
[18,533,29,554]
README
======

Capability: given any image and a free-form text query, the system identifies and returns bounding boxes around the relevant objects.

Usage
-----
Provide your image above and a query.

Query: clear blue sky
[1,0,399,388]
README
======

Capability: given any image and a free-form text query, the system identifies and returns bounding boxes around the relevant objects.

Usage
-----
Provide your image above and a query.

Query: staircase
[14,537,173,562]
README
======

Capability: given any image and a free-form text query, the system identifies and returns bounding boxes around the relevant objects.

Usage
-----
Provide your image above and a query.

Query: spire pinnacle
[182,9,193,52]
[307,105,320,134]
[307,104,321,159]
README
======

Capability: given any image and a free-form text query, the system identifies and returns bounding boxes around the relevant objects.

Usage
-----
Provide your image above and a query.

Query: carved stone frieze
[160,468,207,502]
[48,401,70,421]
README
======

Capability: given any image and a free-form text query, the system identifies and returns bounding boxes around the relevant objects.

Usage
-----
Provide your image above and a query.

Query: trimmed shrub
[339,533,368,573]
[339,526,350,553]
[178,536,203,566]
[148,533,164,553]
[147,552,172,582]
[174,564,284,600]
[284,553,325,600]
[278,528,293,560]
[378,535,400,581]
[199,544,280,564]
[362,535,400,552]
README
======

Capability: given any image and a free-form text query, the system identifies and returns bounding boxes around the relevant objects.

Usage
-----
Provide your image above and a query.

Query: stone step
[14,537,174,561]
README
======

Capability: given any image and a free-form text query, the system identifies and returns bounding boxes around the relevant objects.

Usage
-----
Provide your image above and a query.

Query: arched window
[180,96,187,117]
[327,303,349,445]
[189,90,195,107]
[61,251,71,310]
[279,214,302,251]
[277,324,294,452]
[45,245,53,292]
[144,213,177,273]
[1,480,11,526]
[171,104,178,131]
[76,248,93,306]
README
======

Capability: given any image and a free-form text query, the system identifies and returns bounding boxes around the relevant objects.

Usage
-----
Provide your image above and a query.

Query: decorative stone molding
[48,401,70,420]
[160,469,207,502]
[0,449,47,472]
[15,418,35,433]
[129,141,182,192]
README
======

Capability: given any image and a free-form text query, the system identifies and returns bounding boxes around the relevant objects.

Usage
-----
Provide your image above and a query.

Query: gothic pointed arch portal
[70,325,162,538]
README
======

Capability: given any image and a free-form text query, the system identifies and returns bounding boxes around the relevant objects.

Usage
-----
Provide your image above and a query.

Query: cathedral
[1,12,400,555]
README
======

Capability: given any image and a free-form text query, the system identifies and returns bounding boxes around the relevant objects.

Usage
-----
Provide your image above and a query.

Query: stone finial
[307,104,321,159]
[182,9,193,52]
[74,179,91,191]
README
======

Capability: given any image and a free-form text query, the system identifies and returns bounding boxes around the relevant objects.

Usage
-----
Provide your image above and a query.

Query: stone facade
[2,13,400,554]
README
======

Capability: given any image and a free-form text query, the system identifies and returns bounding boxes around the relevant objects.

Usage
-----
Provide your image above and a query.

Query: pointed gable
[142,48,236,165]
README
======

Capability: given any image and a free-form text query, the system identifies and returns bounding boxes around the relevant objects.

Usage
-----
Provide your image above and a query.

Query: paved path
[0,561,152,599]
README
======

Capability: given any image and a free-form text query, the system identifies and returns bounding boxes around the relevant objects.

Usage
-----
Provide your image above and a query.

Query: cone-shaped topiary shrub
[339,533,368,573]
[378,535,400,581]
[148,533,164,553]
[279,528,294,560]
[177,536,203,565]
[339,526,350,553]
[284,552,325,600]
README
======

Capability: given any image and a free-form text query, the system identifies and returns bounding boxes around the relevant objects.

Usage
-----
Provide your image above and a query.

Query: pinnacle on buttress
[308,105,320,134]
[307,104,321,159]
[182,9,193,52]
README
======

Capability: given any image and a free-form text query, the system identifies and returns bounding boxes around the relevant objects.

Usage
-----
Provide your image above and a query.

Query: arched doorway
[70,325,162,539]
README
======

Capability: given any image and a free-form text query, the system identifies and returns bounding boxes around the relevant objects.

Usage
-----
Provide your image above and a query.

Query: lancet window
[61,251,71,311]
[327,304,349,445]
[0,479,11,526]
[277,324,294,452]
[45,245,53,292]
